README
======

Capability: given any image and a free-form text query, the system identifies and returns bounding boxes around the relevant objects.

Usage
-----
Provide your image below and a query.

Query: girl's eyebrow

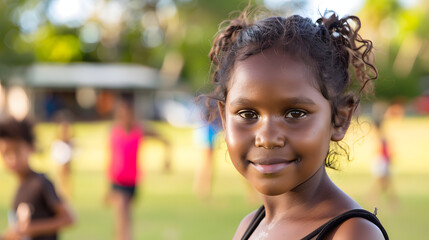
[229,98,253,107]
[288,97,317,106]
[230,97,317,107]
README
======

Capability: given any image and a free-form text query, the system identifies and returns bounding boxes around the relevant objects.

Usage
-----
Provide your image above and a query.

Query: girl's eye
[237,110,258,119]
[285,110,306,119]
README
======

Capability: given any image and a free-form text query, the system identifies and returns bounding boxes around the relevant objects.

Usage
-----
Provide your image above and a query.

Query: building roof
[25,63,161,89]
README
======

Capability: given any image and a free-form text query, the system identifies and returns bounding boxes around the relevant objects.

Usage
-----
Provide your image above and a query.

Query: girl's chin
[256,188,288,196]
[250,181,293,196]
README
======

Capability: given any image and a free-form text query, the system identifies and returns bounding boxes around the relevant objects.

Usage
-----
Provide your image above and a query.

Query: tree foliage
[359,0,429,99]
[0,0,257,89]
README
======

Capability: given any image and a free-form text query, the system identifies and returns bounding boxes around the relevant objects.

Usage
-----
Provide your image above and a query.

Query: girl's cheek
[292,121,332,158]
[224,119,253,160]
[225,117,253,143]
[225,124,243,149]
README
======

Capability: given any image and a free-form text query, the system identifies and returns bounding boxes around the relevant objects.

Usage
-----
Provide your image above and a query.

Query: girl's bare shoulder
[320,186,386,239]
[232,209,259,240]
[329,217,385,240]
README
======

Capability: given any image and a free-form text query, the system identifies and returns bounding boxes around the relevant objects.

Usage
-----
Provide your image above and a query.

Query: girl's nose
[255,119,285,149]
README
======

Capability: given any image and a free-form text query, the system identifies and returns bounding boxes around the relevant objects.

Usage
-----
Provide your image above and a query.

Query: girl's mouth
[249,159,297,174]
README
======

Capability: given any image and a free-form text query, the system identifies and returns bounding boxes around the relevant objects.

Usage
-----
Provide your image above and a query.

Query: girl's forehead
[229,49,320,92]
[0,139,27,149]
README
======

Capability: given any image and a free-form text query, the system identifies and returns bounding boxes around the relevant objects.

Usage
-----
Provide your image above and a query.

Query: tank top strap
[241,207,389,240]
[241,205,266,240]
[301,209,389,240]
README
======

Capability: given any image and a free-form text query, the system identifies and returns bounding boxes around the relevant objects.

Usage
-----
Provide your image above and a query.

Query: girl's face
[219,48,343,196]
[114,101,134,124]
[0,139,32,175]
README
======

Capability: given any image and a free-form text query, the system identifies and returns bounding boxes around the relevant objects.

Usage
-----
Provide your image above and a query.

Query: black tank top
[241,205,389,240]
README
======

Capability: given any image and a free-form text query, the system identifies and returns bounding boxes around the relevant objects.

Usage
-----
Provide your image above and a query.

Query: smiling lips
[250,159,297,174]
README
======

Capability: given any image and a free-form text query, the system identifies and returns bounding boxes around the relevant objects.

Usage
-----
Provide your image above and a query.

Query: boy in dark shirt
[0,116,75,240]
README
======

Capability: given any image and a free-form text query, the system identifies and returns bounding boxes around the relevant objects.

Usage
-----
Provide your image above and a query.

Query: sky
[263,0,365,20]
[30,0,423,35]
[46,0,365,26]
[264,0,421,19]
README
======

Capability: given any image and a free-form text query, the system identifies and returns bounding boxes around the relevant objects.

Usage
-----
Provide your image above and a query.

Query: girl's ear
[218,101,226,129]
[331,104,354,142]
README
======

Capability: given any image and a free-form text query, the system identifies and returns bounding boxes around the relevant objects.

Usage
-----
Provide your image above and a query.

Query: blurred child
[370,120,398,208]
[106,93,168,240]
[372,121,392,190]
[50,110,74,199]
[0,116,75,240]
[193,121,219,200]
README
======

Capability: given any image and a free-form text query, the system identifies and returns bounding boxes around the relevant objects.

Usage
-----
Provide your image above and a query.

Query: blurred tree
[1,0,263,90]
[0,0,35,79]
[359,0,429,100]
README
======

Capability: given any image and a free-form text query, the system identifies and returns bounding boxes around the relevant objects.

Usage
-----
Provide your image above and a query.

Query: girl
[51,110,74,199]
[107,92,169,240]
[107,93,143,240]
[204,9,389,240]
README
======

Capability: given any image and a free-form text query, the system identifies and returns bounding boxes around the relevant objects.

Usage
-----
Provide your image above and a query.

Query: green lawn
[1,118,429,239]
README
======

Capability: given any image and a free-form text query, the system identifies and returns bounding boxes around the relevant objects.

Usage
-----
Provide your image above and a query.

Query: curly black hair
[0,116,35,147]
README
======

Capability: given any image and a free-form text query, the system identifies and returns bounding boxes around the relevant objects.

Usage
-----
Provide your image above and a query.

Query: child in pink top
[106,93,169,240]
[109,123,144,187]
[107,93,142,240]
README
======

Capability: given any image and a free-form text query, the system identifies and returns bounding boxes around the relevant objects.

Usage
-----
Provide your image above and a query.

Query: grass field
[1,117,429,239]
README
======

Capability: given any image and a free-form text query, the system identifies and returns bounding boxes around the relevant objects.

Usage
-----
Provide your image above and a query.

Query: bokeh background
[1,0,429,239]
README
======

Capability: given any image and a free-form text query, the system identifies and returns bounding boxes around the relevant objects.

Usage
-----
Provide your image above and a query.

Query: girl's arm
[142,125,168,144]
[140,123,172,172]
[20,201,75,237]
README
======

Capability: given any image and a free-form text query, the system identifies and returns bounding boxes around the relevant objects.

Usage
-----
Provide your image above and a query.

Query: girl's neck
[117,120,134,132]
[261,165,336,223]
[17,167,34,183]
